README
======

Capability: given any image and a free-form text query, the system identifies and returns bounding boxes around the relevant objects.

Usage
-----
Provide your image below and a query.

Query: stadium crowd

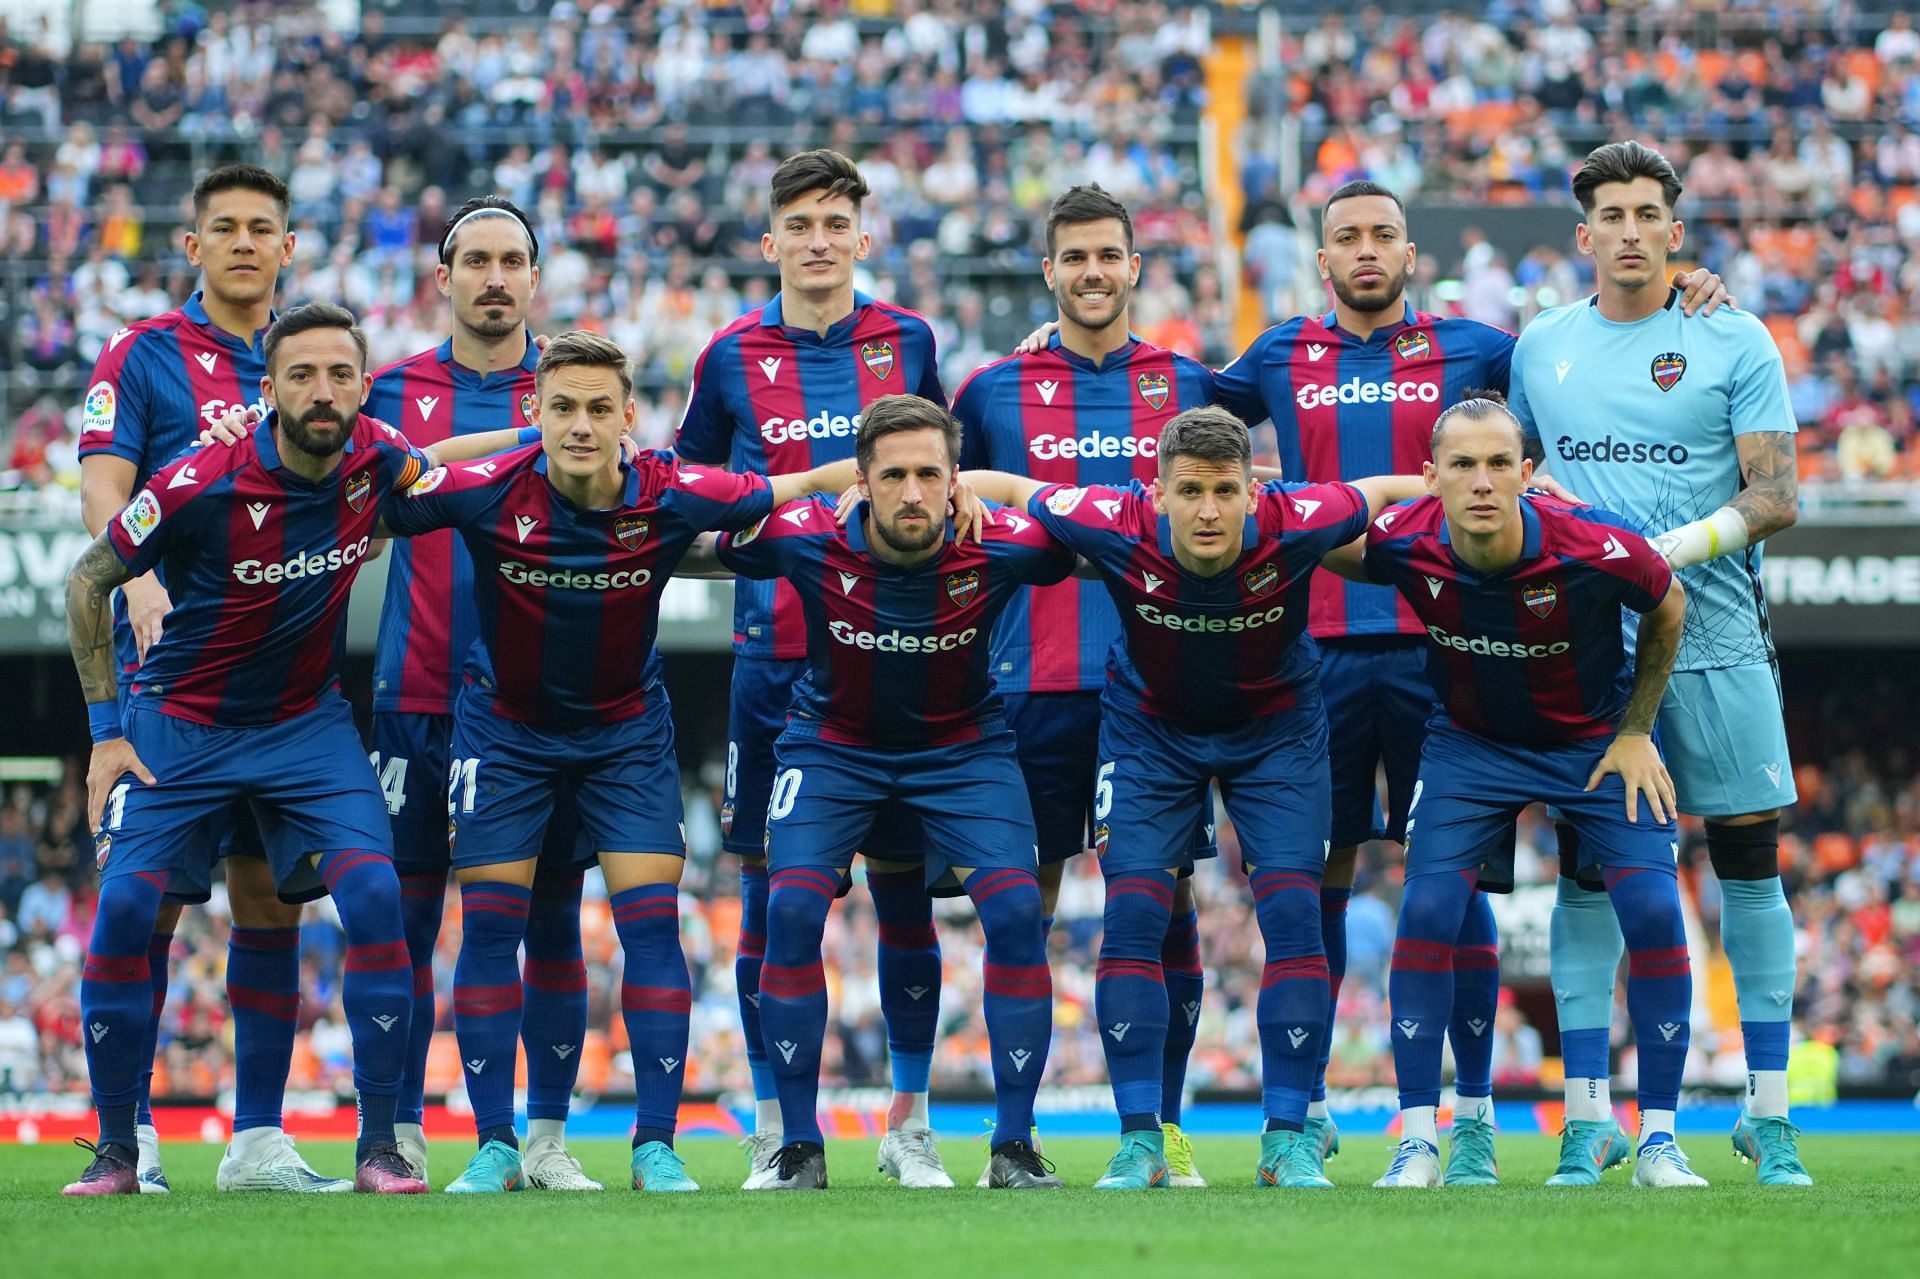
[0,1,1918,1114]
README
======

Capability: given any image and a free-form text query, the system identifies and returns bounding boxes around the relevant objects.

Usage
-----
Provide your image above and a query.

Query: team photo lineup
[18,4,1914,1238]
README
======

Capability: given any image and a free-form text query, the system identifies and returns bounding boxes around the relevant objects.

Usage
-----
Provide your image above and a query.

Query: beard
[466,296,521,340]
[1327,262,1410,314]
[872,506,943,554]
[281,405,356,459]
[1057,279,1131,332]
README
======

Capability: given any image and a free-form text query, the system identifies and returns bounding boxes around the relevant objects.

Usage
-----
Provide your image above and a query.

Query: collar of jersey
[1435,494,1543,572]
[253,411,357,482]
[761,290,873,340]
[844,499,955,567]
[532,446,641,510]
[434,330,540,381]
[1583,286,1681,328]
[184,290,272,352]
[1047,330,1142,370]
[1155,510,1261,577]
[1321,299,1417,344]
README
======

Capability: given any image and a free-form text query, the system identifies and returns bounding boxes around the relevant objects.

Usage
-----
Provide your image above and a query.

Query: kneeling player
[381,331,860,1193]
[691,394,1072,1191]
[969,407,1424,1189]
[1335,395,1704,1188]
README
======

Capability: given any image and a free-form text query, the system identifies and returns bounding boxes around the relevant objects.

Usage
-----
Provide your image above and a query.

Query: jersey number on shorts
[1403,778,1425,846]
[767,767,803,822]
[725,741,739,802]
[369,751,409,817]
[1094,761,1115,820]
[103,781,131,831]
[449,757,481,815]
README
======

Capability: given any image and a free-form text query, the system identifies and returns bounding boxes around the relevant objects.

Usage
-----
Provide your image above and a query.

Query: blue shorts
[1659,665,1798,818]
[1096,693,1331,878]
[448,688,682,871]
[373,711,587,877]
[101,696,393,904]
[1320,637,1435,848]
[765,721,1038,890]
[1005,690,1215,865]
[115,686,263,904]
[725,654,923,861]
[1406,722,1678,883]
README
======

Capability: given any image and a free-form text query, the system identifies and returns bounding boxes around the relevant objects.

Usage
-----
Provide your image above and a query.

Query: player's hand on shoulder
[1526,474,1584,506]
[121,575,172,662]
[950,473,986,543]
[1672,267,1734,317]
[1014,320,1060,355]
[832,483,861,526]
[86,738,155,833]
[196,403,263,449]
[1586,732,1675,825]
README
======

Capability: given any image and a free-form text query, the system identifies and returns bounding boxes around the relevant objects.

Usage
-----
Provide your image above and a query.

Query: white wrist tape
[1650,506,1749,569]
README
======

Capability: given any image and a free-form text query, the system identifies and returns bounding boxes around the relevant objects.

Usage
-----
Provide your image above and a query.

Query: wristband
[87,701,122,744]
[1650,506,1749,569]
[517,425,542,446]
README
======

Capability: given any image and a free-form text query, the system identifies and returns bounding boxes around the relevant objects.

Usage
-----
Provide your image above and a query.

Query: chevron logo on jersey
[946,570,981,607]
[1244,564,1279,597]
[614,514,649,551]
[1395,330,1431,360]
[1136,371,1170,411]
[1523,581,1558,618]
[345,470,372,514]
[1651,351,1687,392]
[861,340,895,379]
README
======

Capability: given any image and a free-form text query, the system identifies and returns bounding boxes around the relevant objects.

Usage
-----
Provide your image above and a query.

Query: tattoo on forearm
[67,535,132,705]
[1622,604,1681,736]
[1729,431,1798,540]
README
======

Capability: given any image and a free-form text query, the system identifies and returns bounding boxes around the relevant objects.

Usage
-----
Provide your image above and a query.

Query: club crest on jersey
[861,340,896,380]
[1244,563,1279,597]
[1650,352,1686,392]
[1522,581,1559,618]
[344,470,372,514]
[1092,823,1110,856]
[945,570,981,608]
[1395,330,1431,360]
[94,831,112,871]
[615,514,650,551]
[1136,371,1171,411]
[520,391,537,422]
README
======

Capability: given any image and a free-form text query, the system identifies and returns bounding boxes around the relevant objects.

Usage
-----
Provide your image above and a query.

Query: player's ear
[1668,217,1684,254]
[1316,246,1329,281]
[279,230,295,267]
[854,230,871,261]
[1422,460,1438,493]
[1041,255,1056,292]
[434,262,453,298]
[1574,223,1594,257]
[357,371,373,404]
[184,229,203,269]
[760,232,778,265]
[1128,252,1142,286]
[259,374,277,411]
[1151,475,1168,514]
[1520,455,1534,484]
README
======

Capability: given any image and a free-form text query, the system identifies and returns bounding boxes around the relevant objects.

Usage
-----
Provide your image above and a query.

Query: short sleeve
[717,500,816,579]
[1265,479,1369,556]
[77,334,153,465]
[1507,329,1539,446]
[1727,316,1797,437]
[381,465,464,537]
[952,365,993,471]
[1211,330,1269,427]
[674,337,734,465]
[1479,325,1516,397]
[664,462,774,533]
[910,317,948,409]
[104,448,206,572]
[1608,526,1675,614]
[1025,482,1129,556]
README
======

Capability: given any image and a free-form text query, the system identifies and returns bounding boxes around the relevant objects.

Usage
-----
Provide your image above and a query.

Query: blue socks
[396,871,446,1128]
[612,882,689,1148]
[1160,905,1202,1125]
[966,868,1051,1143]
[1720,877,1795,1075]
[868,867,939,1098]
[1604,867,1691,1116]
[1250,868,1329,1131]
[1388,870,1476,1111]
[759,866,840,1146]
[1450,891,1499,1109]
[523,872,588,1126]
[1313,885,1351,1106]
[319,849,412,1158]
[1095,872,1174,1125]
[736,862,776,1111]
[227,925,301,1133]
[136,928,172,1128]
[452,880,531,1148]
[83,871,168,1152]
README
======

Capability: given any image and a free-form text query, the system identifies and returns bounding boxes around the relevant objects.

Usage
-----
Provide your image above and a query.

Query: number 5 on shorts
[1094,761,1115,820]
[768,767,803,822]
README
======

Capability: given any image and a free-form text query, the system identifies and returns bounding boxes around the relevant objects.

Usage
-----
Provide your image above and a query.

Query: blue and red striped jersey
[364,337,540,715]
[383,445,773,729]
[714,498,1074,749]
[1027,478,1369,728]
[104,415,429,727]
[76,290,273,677]
[1362,494,1675,745]
[675,291,945,660]
[953,334,1216,694]
[1213,302,1513,641]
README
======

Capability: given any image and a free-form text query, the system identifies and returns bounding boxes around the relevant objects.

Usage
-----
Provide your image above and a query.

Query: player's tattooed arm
[1589,577,1685,824]
[1729,430,1800,541]
[67,533,135,706]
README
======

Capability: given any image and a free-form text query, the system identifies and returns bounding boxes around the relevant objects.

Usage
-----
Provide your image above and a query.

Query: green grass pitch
[3,1135,1917,1279]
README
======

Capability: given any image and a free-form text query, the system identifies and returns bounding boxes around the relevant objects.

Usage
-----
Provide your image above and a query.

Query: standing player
[954,184,1217,1184]
[675,150,956,1187]
[1339,394,1704,1188]
[74,163,341,1193]
[696,395,1072,1191]
[61,303,530,1195]
[381,332,861,1193]
[966,407,1424,1189]
[1508,141,1812,1186]
[1204,181,1726,1175]
[363,195,596,1189]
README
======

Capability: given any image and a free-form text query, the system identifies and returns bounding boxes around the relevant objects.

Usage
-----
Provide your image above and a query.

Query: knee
[1396,878,1466,941]
[977,885,1044,955]
[95,878,162,943]
[765,885,830,951]
[1102,874,1174,955]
